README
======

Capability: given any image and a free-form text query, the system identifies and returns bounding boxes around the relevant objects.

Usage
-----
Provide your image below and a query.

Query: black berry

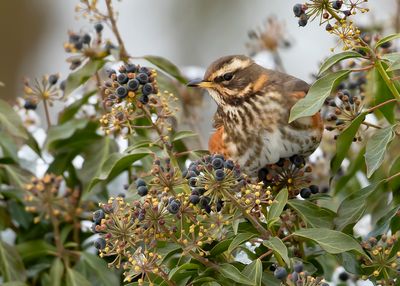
[380,41,392,49]
[24,101,37,110]
[94,23,104,33]
[138,66,151,75]
[188,177,197,187]
[48,74,59,85]
[309,185,319,194]
[298,14,308,27]
[300,188,312,199]
[274,267,288,280]
[127,79,139,91]
[293,262,303,273]
[211,158,224,169]
[139,94,149,104]
[142,83,154,96]
[224,160,235,170]
[94,238,106,250]
[215,169,225,181]
[137,185,148,196]
[116,86,128,99]
[82,34,91,44]
[293,4,304,17]
[189,194,200,205]
[137,73,149,84]
[338,272,349,281]
[117,73,129,84]
[332,0,343,10]
[135,178,146,187]
[125,64,137,73]
[93,210,105,224]
[167,200,181,214]
[290,155,305,167]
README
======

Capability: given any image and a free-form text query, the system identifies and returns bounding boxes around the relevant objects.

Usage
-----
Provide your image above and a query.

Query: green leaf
[64,60,106,95]
[227,233,256,253]
[267,189,288,222]
[58,90,96,123]
[365,125,395,178]
[0,99,28,139]
[209,239,233,256]
[334,182,382,231]
[0,240,26,282]
[2,283,28,286]
[263,237,290,266]
[331,112,366,174]
[218,264,254,285]
[0,132,19,162]
[389,155,400,193]
[318,51,362,76]
[49,258,64,286]
[16,240,57,260]
[144,55,187,84]
[293,228,365,255]
[375,33,400,48]
[81,252,119,285]
[288,199,335,228]
[334,147,365,194]
[242,259,262,286]
[66,268,91,286]
[289,70,350,122]
[88,148,152,191]
[369,206,400,237]
[171,130,198,142]
[168,263,200,280]
[45,119,90,151]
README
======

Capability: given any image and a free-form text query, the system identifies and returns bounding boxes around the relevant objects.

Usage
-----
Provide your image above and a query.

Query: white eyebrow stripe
[213,58,252,78]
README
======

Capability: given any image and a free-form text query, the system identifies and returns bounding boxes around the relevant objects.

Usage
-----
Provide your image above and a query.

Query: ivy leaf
[66,268,91,286]
[0,99,28,140]
[0,241,26,282]
[81,252,120,285]
[58,90,96,123]
[369,206,400,237]
[289,70,350,123]
[318,51,362,76]
[168,263,200,280]
[0,131,19,163]
[45,119,90,151]
[209,239,233,256]
[334,182,382,232]
[293,228,365,256]
[242,259,263,286]
[171,130,198,142]
[88,148,153,191]
[267,189,288,222]
[49,258,64,286]
[365,125,395,178]
[330,112,366,174]
[263,237,290,266]
[288,199,335,228]
[64,59,106,96]
[144,55,187,84]
[375,33,400,48]
[16,240,57,261]
[227,233,256,253]
[218,264,254,285]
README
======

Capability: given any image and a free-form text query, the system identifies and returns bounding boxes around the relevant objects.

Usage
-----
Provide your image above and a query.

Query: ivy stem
[105,0,129,62]
[43,99,52,129]
[375,60,400,101]
[362,122,381,129]
[385,171,400,182]
[221,189,270,239]
[366,98,397,113]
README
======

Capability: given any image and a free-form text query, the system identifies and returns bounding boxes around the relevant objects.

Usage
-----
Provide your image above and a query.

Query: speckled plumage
[190,55,323,176]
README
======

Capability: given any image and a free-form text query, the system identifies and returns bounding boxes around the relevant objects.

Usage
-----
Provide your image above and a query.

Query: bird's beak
[187,79,214,88]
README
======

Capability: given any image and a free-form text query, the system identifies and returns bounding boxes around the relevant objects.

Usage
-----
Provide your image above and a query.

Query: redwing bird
[188,55,323,176]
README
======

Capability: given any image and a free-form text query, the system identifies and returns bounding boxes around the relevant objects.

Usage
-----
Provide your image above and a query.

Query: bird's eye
[223,73,234,81]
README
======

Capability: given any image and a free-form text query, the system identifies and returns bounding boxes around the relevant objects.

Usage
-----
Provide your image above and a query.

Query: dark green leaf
[64,59,106,95]
[293,228,365,255]
[331,112,366,174]
[289,70,350,122]
[267,189,288,222]
[81,252,119,285]
[2,283,28,286]
[369,206,400,237]
[263,237,290,266]
[375,33,400,48]
[0,240,26,282]
[389,155,400,194]
[228,233,256,253]
[334,147,365,194]
[66,268,91,286]
[0,131,19,163]
[288,199,335,228]
[334,182,382,231]
[59,90,96,123]
[168,263,200,280]
[49,258,64,286]
[209,239,233,256]
[144,55,187,84]
[88,148,152,191]
[171,130,198,142]
[318,51,362,76]
[261,272,281,286]
[365,125,395,177]
[218,264,254,285]
[17,240,57,260]
[242,259,262,286]
[0,99,28,139]
[45,119,90,151]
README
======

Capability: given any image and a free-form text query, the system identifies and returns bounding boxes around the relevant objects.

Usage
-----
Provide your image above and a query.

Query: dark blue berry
[94,23,103,33]
[48,74,59,85]
[69,34,80,43]
[290,155,305,167]
[342,10,351,17]
[186,170,197,179]
[216,200,224,212]
[213,154,225,160]
[200,196,211,208]
[127,79,139,91]
[135,178,146,187]
[212,158,224,169]
[125,64,137,73]
[142,83,154,96]
[293,262,303,273]
[167,200,181,214]
[106,69,116,78]
[338,272,349,281]
[215,169,225,181]
[60,80,66,91]
[138,212,145,221]
[274,267,287,280]
[93,209,105,224]
[74,41,83,50]
[276,158,285,167]
[137,185,148,196]
[291,272,299,282]
[309,185,319,194]
[298,14,308,27]
[137,73,149,84]
[269,264,277,271]
[24,101,37,110]
[139,94,149,104]
[189,194,200,204]
[188,177,197,187]
[117,73,129,84]
[116,86,128,99]
[82,34,91,44]
[138,66,151,75]
[258,168,268,181]
[94,238,106,250]
[224,160,235,170]
[332,0,343,10]
[300,188,312,199]
[293,4,304,17]
[380,41,392,49]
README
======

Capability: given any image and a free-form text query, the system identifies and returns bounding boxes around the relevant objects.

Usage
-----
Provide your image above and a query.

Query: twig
[105,0,129,61]
[366,99,397,113]
[43,99,52,129]
[362,121,382,129]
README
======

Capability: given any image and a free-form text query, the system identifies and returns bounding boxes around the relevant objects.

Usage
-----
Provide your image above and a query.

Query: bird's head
[187,55,267,106]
